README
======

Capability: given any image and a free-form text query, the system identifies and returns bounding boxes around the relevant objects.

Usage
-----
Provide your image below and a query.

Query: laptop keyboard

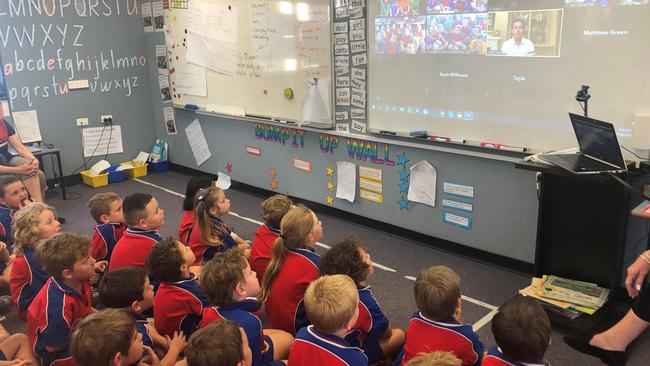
[545,153,616,171]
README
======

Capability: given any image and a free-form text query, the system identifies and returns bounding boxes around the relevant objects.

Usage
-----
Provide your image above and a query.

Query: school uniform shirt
[90,222,127,262]
[288,325,368,366]
[133,312,154,349]
[396,312,483,366]
[10,246,50,315]
[200,298,282,366]
[187,214,237,265]
[482,347,545,366]
[265,247,320,335]
[178,210,195,245]
[108,227,162,271]
[28,277,93,366]
[0,205,16,274]
[345,286,389,365]
[153,275,211,338]
[250,224,281,285]
[0,205,15,250]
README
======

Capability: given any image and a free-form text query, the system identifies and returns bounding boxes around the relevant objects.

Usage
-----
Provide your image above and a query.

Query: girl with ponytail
[187,187,251,265]
[258,205,323,335]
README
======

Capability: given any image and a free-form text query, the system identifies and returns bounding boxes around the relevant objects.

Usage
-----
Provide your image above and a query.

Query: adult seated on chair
[565,250,650,365]
[0,117,45,202]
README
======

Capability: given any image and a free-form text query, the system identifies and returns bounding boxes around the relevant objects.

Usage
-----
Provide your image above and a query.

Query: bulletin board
[165,0,332,121]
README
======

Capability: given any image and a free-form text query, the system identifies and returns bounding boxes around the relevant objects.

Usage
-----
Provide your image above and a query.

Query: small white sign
[334,33,349,45]
[351,108,365,119]
[350,19,365,31]
[352,53,367,66]
[350,29,365,41]
[352,67,366,80]
[336,123,350,133]
[335,111,349,121]
[350,78,365,91]
[443,182,475,198]
[335,66,349,76]
[334,44,350,56]
[350,41,367,53]
[351,119,367,133]
[335,56,350,67]
[334,22,348,33]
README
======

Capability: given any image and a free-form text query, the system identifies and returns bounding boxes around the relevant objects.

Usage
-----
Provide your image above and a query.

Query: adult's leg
[590,287,650,351]
[9,156,45,202]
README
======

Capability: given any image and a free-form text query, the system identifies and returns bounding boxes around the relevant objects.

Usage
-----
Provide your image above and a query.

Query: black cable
[606,172,650,201]
[621,145,648,161]
[69,124,109,175]
[102,119,114,161]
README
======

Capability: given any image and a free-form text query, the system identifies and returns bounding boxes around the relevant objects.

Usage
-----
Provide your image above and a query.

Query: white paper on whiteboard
[175,57,207,97]
[186,32,237,76]
[336,161,356,202]
[408,160,437,207]
[188,1,237,43]
[185,119,212,166]
[82,125,124,158]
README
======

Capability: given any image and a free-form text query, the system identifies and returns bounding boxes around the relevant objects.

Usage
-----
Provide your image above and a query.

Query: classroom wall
[155,111,541,263]
[1,0,157,175]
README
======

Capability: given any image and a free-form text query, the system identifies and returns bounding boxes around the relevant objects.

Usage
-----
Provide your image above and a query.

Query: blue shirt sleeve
[362,293,389,338]
[40,292,71,347]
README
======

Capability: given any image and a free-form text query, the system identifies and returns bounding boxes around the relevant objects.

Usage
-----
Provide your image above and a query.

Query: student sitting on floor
[199,250,292,366]
[179,176,216,245]
[405,351,461,366]
[396,265,483,366]
[0,175,31,253]
[188,187,250,265]
[88,192,127,264]
[184,320,253,366]
[258,205,323,335]
[27,233,95,366]
[148,237,210,338]
[249,194,293,285]
[99,266,178,360]
[483,296,551,366]
[109,193,164,271]
[320,238,405,365]
[288,274,368,366]
[10,202,61,317]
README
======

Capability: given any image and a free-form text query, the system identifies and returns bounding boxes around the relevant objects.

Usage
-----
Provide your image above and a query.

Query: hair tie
[197,195,205,202]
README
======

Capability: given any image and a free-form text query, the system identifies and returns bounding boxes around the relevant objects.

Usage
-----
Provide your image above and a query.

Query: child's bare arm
[146,322,169,350]
[157,332,186,366]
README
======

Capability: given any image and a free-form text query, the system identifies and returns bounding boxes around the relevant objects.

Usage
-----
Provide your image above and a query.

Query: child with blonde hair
[249,194,293,284]
[320,238,405,364]
[288,274,367,366]
[258,205,323,335]
[9,202,61,316]
[187,187,250,265]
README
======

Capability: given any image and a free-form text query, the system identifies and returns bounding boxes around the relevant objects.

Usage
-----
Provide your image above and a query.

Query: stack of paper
[519,275,609,320]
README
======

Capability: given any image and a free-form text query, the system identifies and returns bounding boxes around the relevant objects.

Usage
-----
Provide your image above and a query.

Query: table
[33,147,66,200]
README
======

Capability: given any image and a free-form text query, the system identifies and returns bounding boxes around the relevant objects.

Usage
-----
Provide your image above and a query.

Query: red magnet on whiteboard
[263,90,268,95]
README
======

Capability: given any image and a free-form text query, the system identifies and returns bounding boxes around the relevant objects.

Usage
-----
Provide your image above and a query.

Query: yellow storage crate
[80,170,109,188]
[120,162,148,178]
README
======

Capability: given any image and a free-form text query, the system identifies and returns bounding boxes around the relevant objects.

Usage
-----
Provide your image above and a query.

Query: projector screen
[368,0,650,152]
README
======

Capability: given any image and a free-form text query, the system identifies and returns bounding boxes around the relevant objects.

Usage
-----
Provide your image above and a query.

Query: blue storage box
[106,166,126,183]
[148,160,169,173]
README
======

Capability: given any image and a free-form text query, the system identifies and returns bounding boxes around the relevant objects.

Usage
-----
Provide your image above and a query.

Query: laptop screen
[569,113,625,168]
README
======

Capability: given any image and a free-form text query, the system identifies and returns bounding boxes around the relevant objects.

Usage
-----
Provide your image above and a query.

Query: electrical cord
[606,172,650,201]
[69,124,110,176]
[621,145,648,161]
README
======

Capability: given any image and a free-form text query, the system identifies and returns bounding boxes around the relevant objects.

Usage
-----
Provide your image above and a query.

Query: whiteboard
[165,0,332,122]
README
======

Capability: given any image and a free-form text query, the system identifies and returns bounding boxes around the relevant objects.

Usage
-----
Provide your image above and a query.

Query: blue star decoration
[399,197,409,210]
[399,170,410,181]
[396,153,409,166]
[399,181,409,193]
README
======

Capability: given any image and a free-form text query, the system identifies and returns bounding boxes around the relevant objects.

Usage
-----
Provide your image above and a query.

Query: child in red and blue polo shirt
[148,237,210,338]
[178,176,216,245]
[258,206,323,335]
[288,275,368,366]
[199,250,292,366]
[396,265,483,366]
[88,192,126,264]
[10,203,61,317]
[250,194,293,285]
[109,193,164,271]
[320,238,405,365]
[27,233,96,366]
[483,296,551,366]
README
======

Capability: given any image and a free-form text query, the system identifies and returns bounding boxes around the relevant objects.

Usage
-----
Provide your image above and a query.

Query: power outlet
[76,117,89,127]
[101,115,113,124]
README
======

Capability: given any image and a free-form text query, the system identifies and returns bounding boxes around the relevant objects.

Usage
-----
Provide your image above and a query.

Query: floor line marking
[134,178,397,272]
[472,308,498,332]
[403,276,497,311]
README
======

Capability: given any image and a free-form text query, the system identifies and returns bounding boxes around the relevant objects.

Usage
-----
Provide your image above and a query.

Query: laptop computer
[538,113,627,175]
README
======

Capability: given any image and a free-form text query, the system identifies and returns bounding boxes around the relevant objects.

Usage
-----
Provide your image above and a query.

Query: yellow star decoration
[327,180,335,190]
[326,194,334,204]
[326,166,334,176]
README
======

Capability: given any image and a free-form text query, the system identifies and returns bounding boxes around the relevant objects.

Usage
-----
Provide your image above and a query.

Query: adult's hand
[625,251,650,298]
